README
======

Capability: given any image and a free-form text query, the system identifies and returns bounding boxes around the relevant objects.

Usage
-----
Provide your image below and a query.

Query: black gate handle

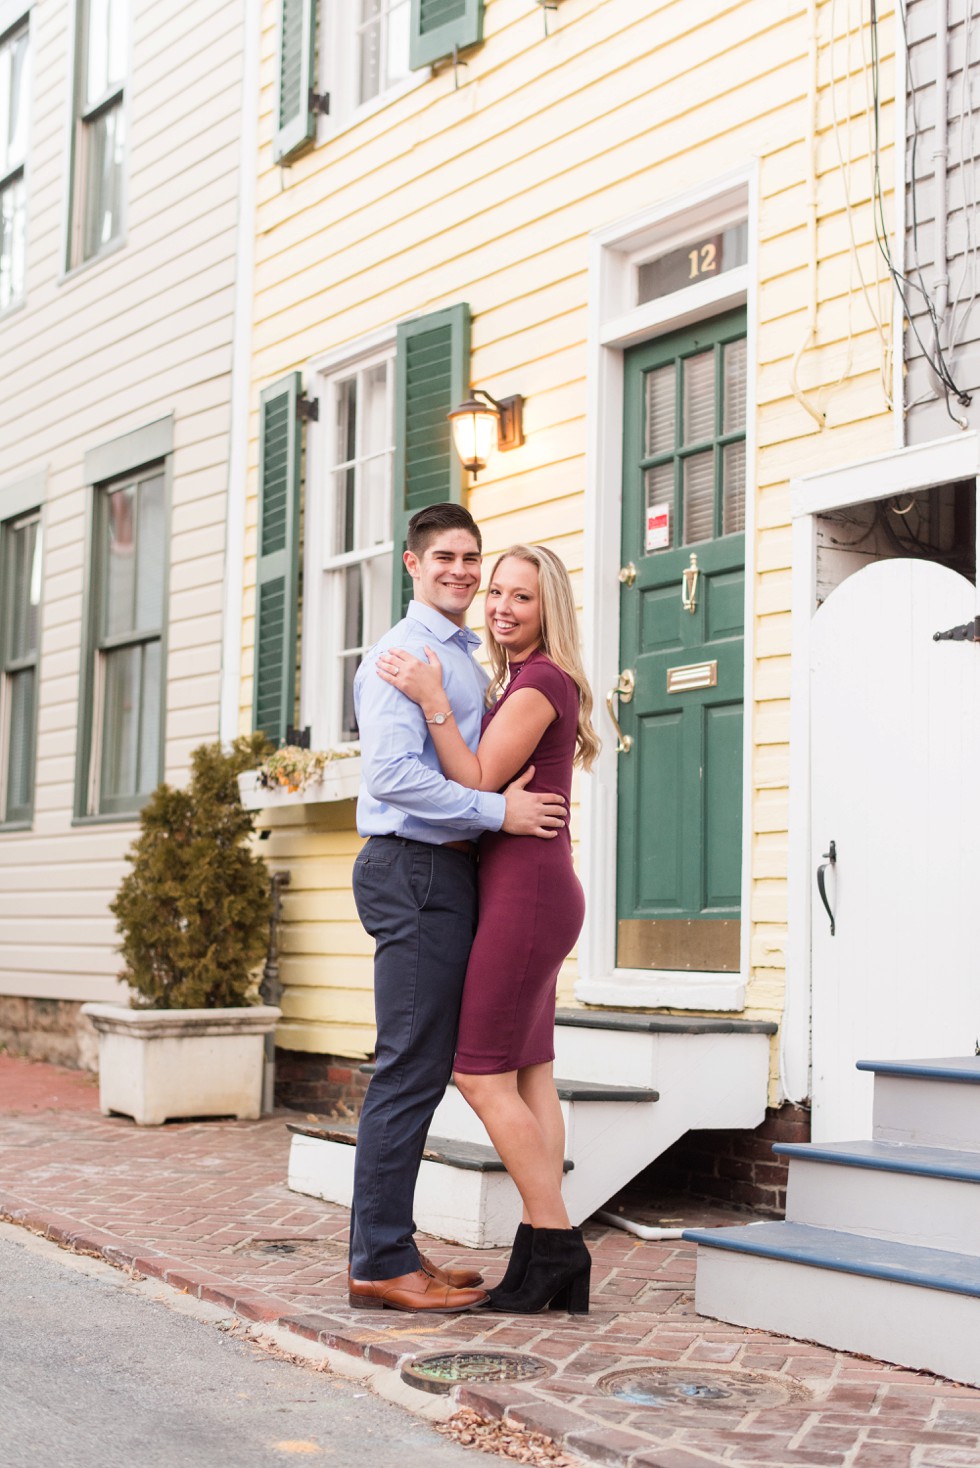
[816,840,837,937]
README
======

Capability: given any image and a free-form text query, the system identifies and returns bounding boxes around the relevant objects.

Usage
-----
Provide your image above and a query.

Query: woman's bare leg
[454,1067,570,1229]
[516,1062,565,1222]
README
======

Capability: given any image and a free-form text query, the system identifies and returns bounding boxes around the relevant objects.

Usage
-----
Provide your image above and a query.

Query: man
[348,503,567,1313]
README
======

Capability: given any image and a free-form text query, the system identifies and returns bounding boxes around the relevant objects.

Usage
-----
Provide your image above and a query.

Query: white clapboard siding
[0,0,246,1008]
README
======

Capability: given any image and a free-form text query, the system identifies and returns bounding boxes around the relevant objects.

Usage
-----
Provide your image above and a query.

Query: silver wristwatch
[425,709,453,726]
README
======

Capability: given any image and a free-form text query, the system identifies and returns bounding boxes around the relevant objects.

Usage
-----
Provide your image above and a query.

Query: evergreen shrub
[110,734,274,1009]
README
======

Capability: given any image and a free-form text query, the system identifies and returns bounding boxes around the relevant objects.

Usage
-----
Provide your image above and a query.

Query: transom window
[0,508,41,824]
[642,332,747,549]
[321,353,394,742]
[70,0,127,266]
[0,17,29,311]
[87,470,165,814]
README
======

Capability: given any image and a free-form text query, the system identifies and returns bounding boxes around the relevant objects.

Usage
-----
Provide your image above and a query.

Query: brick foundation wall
[0,997,99,1071]
[638,1103,812,1218]
[273,1048,373,1118]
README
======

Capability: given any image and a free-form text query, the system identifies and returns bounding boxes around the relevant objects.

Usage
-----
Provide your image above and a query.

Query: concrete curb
[0,1187,607,1466]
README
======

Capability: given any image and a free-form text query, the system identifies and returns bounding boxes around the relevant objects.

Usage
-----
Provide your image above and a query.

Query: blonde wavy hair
[484,544,601,771]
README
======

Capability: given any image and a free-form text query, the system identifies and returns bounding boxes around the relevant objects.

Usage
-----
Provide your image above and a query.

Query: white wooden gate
[810,558,980,1141]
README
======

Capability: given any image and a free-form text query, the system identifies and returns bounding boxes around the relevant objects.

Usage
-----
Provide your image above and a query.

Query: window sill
[0,295,26,324]
[71,810,143,827]
[316,68,430,148]
[59,234,127,288]
[0,819,32,833]
[238,758,361,811]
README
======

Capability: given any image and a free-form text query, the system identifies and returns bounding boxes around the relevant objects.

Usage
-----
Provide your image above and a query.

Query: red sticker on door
[646,505,670,552]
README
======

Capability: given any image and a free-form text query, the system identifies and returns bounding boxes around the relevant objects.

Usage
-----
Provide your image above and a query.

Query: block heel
[483,1227,592,1315]
[548,1266,591,1313]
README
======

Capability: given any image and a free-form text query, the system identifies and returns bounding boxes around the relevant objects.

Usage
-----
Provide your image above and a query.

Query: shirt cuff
[478,792,507,832]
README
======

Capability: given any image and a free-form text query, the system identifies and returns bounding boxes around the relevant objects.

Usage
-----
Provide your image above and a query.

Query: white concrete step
[684,1221,980,1388]
[777,1139,980,1257]
[857,1057,980,1153]
[287,1011,776,1247]
[285,1120,553,1247]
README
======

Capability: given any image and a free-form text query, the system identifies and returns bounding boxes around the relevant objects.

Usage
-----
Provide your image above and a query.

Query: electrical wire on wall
[870,0,973,425]
[829,0,894,409]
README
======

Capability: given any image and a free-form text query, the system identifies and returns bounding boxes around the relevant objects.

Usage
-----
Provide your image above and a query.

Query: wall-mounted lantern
[448,388,524,478]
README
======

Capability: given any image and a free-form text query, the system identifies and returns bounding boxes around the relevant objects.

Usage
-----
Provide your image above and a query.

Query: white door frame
[577,164,759,1013]
[784,431,980,1104]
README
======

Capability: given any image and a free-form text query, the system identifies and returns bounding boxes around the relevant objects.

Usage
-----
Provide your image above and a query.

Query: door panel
[616,309,746,974]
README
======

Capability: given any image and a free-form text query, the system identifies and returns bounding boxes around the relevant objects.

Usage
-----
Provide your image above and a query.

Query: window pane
[334,377,357,554]
[135,474,165,631]
[683,450,715,544]
[723,337,747,434]
[2,26,30,170]
[82,100,125,259]
[683,350,715,445]
[363,548,392,648]
[644,363,676,457]
[358,1,382,104]
[138,638,161,793]
[342,564,364,654]
[386,0,411,87]
[84,0,127,107]
[340,654,359,740]
[104,484,136,637]
[100,643,140,801]
[723,440,746,535]
[0,174,26,310]
[8,517,39,660]
[5,666,34,816]
[644,463,673,551]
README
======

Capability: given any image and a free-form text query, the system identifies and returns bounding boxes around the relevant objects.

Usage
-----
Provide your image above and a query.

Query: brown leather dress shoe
[419,1252,484,1289]
[348,1268,487,1313]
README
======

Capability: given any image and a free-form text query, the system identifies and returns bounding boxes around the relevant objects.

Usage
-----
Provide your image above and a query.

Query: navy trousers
[350,835,478,1280]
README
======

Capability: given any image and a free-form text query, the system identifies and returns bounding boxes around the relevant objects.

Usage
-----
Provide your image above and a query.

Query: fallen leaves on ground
[435,1408,581,1466]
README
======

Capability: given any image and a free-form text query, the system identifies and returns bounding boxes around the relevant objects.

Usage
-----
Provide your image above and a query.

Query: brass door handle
[681,553,699,614]
[606,669,635,753]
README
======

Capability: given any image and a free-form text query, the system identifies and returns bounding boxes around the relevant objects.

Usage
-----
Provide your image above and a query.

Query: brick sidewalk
[1,1055,978,1468]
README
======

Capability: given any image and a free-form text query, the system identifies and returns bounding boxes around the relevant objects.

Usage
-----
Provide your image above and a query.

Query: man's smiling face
[404,528,482,627]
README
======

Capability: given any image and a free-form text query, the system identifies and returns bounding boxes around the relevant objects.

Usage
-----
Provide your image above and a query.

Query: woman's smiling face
[486,557,543,660]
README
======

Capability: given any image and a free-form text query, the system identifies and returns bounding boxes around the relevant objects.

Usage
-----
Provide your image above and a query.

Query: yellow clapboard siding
[243,0,898,1059]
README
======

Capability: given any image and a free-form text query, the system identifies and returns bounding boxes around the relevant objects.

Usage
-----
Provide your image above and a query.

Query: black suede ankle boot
[485,1222,533,1304]
[484,1227,591,1314]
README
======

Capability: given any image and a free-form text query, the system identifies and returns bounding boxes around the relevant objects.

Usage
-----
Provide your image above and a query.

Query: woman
[376,544,600,1314]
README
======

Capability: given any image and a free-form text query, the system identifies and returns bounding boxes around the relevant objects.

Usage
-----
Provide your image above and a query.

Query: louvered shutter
[253,374,302,744]
[273,0,317,164]
[409,0,484,71]
[391,305,471,622]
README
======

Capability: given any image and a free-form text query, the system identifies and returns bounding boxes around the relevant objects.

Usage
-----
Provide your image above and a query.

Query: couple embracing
[348,502,599,1316]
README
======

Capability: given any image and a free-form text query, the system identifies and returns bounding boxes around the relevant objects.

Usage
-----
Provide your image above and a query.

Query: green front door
[616,310,746,973]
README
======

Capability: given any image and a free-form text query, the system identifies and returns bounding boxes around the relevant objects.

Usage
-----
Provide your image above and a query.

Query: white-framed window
[0,13,30,312]
[305,343,395,745]
[69,0,127,268]
[321,0,414,130]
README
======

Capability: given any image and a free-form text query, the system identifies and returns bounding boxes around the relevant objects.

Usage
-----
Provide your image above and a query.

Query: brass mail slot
[667,659,718,694]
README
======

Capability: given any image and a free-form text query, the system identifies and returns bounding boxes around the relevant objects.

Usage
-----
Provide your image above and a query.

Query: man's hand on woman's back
[501,767,567,838]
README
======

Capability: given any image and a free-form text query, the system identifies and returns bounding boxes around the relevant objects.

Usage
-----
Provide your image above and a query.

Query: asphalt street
[0,1225,480,1468]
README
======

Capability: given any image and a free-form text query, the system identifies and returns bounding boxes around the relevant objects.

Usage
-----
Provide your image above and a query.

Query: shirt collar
[407,599,481,649]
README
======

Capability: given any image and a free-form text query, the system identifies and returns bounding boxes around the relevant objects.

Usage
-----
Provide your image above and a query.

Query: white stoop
[685,1057,980,1387]
[286,1009,775,1248]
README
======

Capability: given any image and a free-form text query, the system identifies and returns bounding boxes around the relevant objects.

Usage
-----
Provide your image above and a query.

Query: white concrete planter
[80,1003,282,1126]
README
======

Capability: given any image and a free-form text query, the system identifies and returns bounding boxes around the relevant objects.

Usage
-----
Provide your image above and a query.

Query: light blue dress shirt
[354,600,506,843]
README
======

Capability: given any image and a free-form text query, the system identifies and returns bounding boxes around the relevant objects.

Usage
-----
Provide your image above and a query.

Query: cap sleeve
[519,657,576,719]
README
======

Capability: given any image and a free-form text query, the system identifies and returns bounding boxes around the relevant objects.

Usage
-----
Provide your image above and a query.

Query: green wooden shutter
[391,304,471,622]
[409,0,484,70]
[273,0,317,164]
[253,374,302,744]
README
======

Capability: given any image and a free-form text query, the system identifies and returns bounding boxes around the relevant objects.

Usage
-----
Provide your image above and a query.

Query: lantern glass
[451,403,499,473]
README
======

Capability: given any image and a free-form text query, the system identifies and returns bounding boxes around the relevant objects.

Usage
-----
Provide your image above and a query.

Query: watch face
[433,712,447,724]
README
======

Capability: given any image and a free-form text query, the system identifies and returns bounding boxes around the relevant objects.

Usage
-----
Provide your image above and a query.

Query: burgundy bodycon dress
[454,652,586,1075]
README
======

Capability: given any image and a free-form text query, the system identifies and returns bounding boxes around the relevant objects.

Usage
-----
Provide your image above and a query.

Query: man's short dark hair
[406,502,482,557]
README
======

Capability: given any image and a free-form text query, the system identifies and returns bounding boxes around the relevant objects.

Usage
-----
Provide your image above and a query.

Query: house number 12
[688,242,718,278]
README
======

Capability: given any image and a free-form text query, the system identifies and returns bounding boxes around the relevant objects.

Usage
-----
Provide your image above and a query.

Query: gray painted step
[683,1221,980,1297]
[358,1064,659,1104]
[555,1007,777,1036]
[286,1121,572,1174]
[857,1056,980,1152]
[774,1138,980,1183]
[857,1057,980,1083]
